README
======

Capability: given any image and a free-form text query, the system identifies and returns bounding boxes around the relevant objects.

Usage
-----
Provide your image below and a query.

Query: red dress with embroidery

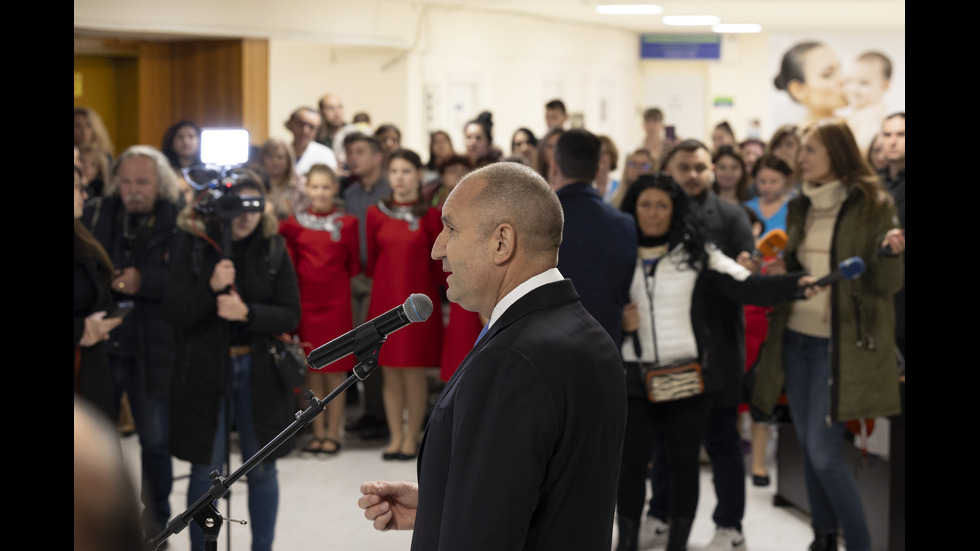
[279,208,360,373]
[366,202,444,367]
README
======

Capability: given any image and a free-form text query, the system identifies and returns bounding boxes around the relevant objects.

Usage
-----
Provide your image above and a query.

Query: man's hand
[210,259,236,293]
[358,481,419,532]
[112,267,142,295]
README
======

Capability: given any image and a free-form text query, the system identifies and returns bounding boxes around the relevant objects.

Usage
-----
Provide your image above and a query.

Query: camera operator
[162,169,300,551]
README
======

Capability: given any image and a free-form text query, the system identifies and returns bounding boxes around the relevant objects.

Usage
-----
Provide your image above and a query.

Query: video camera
[182,128,265,220]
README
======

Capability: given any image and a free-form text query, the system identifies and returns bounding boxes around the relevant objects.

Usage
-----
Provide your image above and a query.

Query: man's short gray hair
[467,162,563,255]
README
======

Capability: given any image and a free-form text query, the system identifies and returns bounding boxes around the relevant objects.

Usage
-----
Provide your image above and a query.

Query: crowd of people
[74,93,905,551]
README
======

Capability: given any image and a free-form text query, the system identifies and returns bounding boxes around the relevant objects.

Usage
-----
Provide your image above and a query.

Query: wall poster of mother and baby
[770,34,905,151]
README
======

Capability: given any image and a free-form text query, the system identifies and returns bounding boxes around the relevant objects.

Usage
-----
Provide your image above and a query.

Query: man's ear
[490,223,515,266]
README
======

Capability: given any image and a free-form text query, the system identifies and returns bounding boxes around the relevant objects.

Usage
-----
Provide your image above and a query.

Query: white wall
[407,7,640,156]
[267,42,409,147]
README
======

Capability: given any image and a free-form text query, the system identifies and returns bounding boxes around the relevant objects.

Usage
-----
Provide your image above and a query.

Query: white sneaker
[637,516,669,549]
[703,527,747,551]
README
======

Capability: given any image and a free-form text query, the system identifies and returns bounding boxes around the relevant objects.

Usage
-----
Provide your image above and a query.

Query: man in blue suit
[358,162,627,550]
[550,128,637,347]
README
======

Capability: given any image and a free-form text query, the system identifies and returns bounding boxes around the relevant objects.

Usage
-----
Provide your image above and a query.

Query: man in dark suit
[358,162,627,550]
[550,128,637,347]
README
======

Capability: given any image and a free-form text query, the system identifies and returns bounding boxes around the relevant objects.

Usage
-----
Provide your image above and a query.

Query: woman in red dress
[279,164,360,455]
[366,149,443,460]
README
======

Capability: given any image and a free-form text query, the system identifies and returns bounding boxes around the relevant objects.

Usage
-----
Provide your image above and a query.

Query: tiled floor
[125,412,814,551]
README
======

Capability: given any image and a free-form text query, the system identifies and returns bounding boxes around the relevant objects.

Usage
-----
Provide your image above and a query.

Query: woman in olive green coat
[750,119,904,551]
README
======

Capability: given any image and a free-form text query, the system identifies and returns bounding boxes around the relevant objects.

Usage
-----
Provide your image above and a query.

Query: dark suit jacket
[412,279,627,551]
[556,182,637,347]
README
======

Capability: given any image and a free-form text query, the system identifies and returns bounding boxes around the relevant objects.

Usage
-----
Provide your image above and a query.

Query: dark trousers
[618,394,710,541]
[647,404,745,531]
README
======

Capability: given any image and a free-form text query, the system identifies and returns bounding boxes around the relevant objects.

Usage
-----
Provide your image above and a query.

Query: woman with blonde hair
[751,119,904,551]
[78,144,111,198]
[258,138,309,220]
[74,107,115,157]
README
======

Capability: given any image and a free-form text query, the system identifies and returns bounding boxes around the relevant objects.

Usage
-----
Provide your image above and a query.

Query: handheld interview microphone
[796,256,865,299]
[307,293,433,370]
[753,229,788,259]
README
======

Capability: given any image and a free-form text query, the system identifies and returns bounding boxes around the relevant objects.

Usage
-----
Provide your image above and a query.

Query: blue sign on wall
[640,34,721,59]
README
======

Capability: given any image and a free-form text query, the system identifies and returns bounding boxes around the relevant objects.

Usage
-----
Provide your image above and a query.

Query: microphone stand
[149,325,389,551]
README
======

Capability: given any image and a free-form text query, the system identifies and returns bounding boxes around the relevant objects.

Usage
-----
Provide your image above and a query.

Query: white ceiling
[74,0,906,42]
[405,0,905,34]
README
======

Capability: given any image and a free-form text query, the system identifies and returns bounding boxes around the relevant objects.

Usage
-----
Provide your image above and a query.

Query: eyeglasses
[628,162,652,171]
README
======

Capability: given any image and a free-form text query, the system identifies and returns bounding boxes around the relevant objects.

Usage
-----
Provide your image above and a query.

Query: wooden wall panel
[173,40,243,127]
[241,39,269,143]
[135,41,174,147]
[75,36,269,151]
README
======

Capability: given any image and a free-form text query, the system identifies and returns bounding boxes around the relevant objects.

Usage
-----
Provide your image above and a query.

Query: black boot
[665,517,693,551]
[615,517,638,551]
[808,531,839,551]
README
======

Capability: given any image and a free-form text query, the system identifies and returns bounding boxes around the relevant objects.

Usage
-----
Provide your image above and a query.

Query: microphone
[796,256,865,298]
[307,294,434,370]
[753,229,788,259]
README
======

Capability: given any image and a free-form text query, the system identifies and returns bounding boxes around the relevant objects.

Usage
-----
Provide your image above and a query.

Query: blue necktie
[474,323,489,347]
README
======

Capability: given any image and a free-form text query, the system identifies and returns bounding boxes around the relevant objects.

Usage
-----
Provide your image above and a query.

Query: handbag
[269,333,308,393]
[637,358,704,403]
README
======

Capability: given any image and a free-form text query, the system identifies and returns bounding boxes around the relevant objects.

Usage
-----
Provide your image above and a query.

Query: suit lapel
[418,279,580,472]
[433,280,579,406]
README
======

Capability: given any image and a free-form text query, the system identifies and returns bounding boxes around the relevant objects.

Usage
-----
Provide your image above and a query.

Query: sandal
[320,437,342,456]
[303,438,325,455]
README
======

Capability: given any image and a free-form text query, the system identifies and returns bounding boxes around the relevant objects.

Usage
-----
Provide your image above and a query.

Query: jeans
[187,353,279,551]
[110,354,173,533]
[783,330,870,551]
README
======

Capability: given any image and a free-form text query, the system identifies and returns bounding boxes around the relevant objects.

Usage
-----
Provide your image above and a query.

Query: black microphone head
[404,294,433,323]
